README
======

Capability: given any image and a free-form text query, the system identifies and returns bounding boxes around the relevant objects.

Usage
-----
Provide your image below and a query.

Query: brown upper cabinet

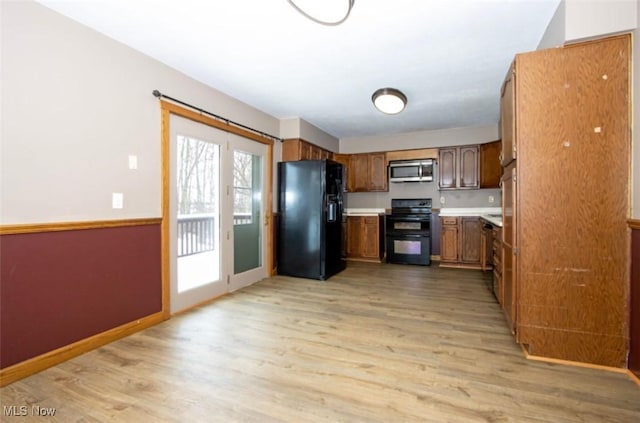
[439,142,501,190]
[438,145,480,190]
[480,140,502,188]
[282,140,387,193]
[282,138,332,162]
[385,148,438,163]
[349,152,387,192]
[500,63,515,166]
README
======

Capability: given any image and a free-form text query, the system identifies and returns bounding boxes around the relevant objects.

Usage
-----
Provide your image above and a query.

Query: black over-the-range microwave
[388,159,434,183]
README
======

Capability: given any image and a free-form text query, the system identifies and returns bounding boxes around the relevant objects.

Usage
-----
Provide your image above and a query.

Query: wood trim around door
[159,101,275,316]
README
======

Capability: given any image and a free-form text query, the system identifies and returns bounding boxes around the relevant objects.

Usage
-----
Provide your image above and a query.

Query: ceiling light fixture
[287,0,355,26]
[372,88,407,115]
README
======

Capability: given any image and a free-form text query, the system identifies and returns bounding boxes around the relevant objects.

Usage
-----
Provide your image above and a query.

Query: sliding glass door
[169,116,268,313]
[228,135,267,291]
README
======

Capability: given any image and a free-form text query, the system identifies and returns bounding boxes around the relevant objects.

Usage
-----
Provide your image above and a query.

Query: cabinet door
[438,148,456,189]
[480,225,494,271]
[501,63,515,166]
[362,217,380,258]
[460,217,481,263]
[281,139,302,161]
[440,223,458,262]
[299,142,312,160]
[480,141,502,188]
[346,216,362,257]
[502,243,516,334]
[332,153,350,166]
[502,162,516,248]
[458,146,479,189]
[308,144,321,160]
[320,149,331,160]
[350,154,369,192]
[368,153,388,191]
[493,227,503,305]
[501,163,516,334]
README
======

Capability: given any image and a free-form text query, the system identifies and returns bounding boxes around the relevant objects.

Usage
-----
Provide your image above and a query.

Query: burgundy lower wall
[630,227,640,377]
[0,224,162,369]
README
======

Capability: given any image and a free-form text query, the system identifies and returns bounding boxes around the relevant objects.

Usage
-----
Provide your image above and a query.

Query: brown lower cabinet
[439,216,481,268]
[346,215,384,262]
[492,226,502,305]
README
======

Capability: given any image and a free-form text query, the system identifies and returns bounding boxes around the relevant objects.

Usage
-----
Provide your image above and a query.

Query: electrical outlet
[440,196,445,205]
[488,196,494,203]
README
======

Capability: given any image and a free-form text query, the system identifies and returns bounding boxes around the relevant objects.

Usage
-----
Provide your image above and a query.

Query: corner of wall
[565,0,637,43]
[298,118,339,152]
[537,0,566,50]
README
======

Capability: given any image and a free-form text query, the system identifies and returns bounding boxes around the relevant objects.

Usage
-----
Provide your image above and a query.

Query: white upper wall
[0,1,280,224]
[299,119,340,152]
[279,118,300,140]
[339,125,499,154]
[565,0,637,42]
[537,1,566,49]
[279,117,340,152]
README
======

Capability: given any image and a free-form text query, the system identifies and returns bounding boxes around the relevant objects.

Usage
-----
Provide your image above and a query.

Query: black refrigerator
[277,160,346,280]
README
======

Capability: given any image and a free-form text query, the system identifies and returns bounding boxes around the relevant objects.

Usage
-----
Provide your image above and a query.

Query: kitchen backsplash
[346,182,501,209]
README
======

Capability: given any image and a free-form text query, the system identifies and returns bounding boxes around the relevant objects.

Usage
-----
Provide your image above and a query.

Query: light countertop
[439,207,501,216]
[440,207,502,227]
[345,208,387,216]
[480,215,503,227]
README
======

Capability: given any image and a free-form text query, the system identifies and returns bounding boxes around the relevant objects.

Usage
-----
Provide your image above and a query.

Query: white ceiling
[36,0,561,139]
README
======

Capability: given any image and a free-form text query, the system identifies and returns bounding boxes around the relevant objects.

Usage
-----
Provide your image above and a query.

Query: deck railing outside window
[177,215,215,257]
[177,213,254,257]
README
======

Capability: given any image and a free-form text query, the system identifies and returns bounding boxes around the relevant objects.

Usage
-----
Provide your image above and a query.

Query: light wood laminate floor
[2,262,639,422]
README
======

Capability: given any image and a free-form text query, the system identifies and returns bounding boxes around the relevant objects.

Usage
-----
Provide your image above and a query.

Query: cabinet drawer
[441,217,458,225]
[363,216,378,225]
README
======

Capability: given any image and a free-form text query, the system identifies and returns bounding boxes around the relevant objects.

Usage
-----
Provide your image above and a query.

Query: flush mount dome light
[372,88,407,115]
[287,0,355,26]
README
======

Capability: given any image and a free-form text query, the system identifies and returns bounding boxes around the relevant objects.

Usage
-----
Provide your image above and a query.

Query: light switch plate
[488,196,494,203]
[112,193,124,209]
[128,155,138,170]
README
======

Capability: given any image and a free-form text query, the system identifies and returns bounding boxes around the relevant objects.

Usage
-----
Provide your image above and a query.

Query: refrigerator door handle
[327,201,337,222]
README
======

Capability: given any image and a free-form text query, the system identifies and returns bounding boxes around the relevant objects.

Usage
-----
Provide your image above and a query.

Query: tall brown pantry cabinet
[500,34,631,367]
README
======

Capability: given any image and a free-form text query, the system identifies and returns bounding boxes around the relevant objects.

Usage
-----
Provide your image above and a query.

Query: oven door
[386,233,431,266]
[386,216,430,234]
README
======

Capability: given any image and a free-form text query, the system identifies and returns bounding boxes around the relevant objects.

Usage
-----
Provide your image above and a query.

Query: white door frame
[159,101,274,317]
[227,133,268,292]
